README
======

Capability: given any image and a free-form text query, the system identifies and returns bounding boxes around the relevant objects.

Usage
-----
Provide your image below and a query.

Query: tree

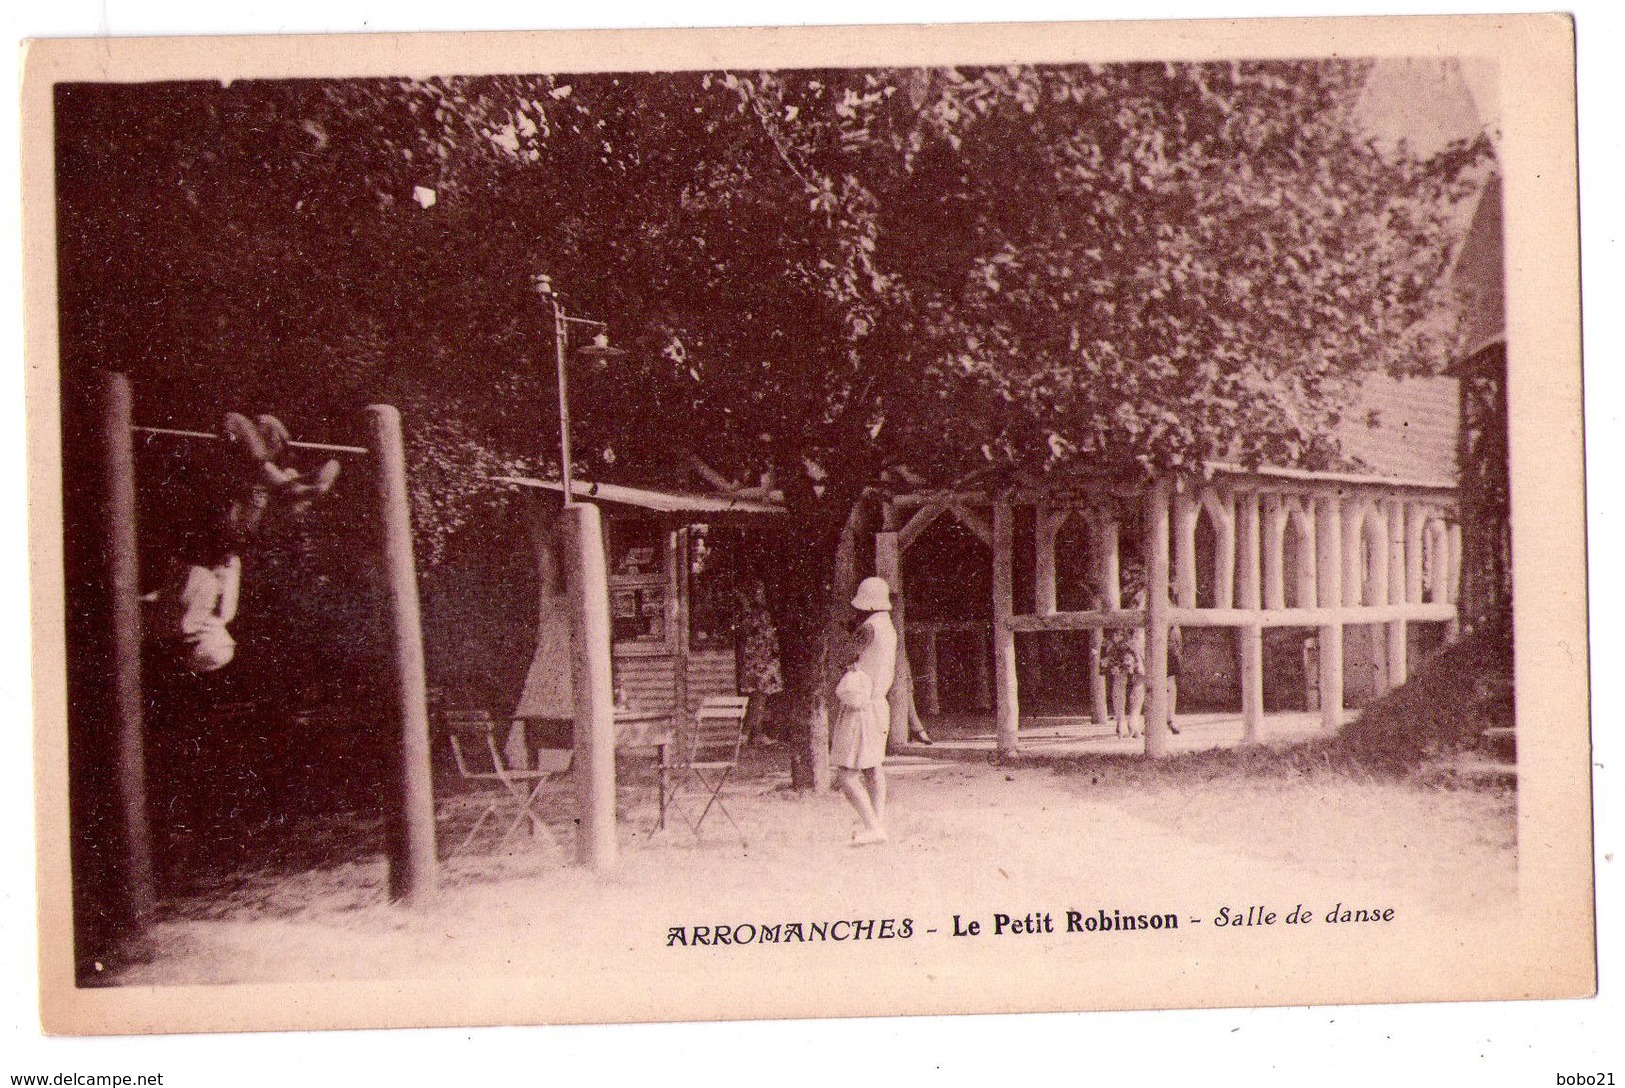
[55,61,1485,789]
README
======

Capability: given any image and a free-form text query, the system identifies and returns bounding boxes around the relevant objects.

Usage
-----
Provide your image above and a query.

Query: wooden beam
[992,498,1020,755]
[897,502,946,552]
[949,503,994,547]
[1006,609,1148,632]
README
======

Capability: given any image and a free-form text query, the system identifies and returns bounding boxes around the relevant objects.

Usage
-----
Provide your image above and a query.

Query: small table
[615,708,674,829]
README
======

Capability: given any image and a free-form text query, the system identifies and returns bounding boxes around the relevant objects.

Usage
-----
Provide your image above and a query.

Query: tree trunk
[768,482,875,792]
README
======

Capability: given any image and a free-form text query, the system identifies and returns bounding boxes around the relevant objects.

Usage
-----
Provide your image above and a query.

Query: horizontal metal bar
[132,425,369,455]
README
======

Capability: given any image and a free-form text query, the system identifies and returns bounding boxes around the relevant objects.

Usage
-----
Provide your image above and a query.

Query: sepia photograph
[15,5,1597,1061]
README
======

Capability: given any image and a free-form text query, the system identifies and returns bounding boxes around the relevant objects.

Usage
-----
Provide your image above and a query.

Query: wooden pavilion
[877,459,1463,757]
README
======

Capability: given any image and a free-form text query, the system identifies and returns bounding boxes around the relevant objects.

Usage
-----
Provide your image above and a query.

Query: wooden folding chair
[661,696,750,842]
[443,710,573,858]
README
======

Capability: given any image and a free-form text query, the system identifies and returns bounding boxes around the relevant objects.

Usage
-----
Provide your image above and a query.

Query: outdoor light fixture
[534,274,627,505]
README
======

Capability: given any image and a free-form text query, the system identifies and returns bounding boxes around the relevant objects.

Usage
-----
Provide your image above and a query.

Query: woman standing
[831,576,898,845]
[733,578,785,745]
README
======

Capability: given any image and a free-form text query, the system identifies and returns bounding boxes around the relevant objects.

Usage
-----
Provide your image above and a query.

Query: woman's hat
[851,576,893,612]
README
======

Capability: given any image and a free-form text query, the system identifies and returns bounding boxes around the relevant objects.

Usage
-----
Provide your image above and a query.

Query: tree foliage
[55,62,1486,772]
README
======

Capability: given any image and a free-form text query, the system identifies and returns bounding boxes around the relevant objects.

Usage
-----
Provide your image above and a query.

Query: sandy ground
[107,745,1517,1008]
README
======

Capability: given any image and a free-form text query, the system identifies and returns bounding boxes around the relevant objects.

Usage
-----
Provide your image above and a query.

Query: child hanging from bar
[143,413,340,673]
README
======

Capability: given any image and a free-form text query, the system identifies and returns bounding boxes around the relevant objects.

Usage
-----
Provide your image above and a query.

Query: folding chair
[443,710,573,859]
[661,696,750,841]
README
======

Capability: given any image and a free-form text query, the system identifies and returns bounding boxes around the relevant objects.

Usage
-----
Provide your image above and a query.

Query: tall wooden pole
[991,497,1019,756]
[1235,489,1265,744]
[1144,481,1173,757]
[561,502,618,870]
[365,405,438,904]
[100,370,157,922]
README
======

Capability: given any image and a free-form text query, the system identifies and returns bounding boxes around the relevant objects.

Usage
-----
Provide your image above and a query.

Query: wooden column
[1315,494,1344,732]
[1034,503,1059,615]
[1369,501,1392,695]
[1342,503,1366,607]
[1235,489,1265,743]
[1386,498,1409,688]
[1263,495,1288,611]
[561,502,617,871]
[992,497,1020,756]
[1445,520,1463,638]
[1293,502,1318,612]
[1405,502,1427,605]
[1089,515,1116,724]
[1144,481,1173,757]
[921,627,941,716]
[100,370,157,922]
[1173,490,1199,609]
[365,404,438,903]
[876,529,911,754]
[669,527,691,721]
[1211,491,1237,609]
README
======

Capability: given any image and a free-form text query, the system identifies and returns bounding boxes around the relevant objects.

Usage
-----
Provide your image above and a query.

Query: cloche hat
[851,576,893,612]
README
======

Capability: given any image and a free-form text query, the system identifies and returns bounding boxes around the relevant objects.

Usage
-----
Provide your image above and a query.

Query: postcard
[21,13,1590,1035]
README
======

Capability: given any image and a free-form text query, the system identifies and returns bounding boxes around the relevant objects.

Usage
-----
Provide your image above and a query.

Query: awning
[491,476,785,516]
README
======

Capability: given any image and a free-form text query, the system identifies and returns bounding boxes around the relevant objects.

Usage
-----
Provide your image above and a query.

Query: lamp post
[531,274,626,871]
[533,274,625,503]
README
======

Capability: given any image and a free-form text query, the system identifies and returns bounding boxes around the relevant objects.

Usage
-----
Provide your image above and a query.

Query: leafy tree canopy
[57,60,1485,561]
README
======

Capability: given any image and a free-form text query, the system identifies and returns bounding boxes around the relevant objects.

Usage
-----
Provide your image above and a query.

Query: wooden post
[1144,481,1173,756]
[1405,502,1427,605]
[1090,514,1116,724]
[560,502,618,870]
[921,626,941,716]
[1315,494,1344,733]
[1263,495,1287,611]
[1369,501,1392,695]
[1445,519,1463,639]
[1293,501,1318,612]
[670,527,691,721]
[365,404,438,904]
[1235,489,1265,743]
[876,530,911,753]
[1034,503,1059,615]
[992,497,1020,756]
[1211,490,1237,609]
[1173,490,1199,609]
[100,370,157,922]
[1386,499,1409,688]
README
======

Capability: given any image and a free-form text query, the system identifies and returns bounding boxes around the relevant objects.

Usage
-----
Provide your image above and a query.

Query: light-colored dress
[830,612,897,769]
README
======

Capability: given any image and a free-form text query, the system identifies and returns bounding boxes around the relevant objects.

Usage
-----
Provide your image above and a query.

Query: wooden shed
[493,477,784,722]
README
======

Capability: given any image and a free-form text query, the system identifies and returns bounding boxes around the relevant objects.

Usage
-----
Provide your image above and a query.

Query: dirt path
[112,756,1516,1016]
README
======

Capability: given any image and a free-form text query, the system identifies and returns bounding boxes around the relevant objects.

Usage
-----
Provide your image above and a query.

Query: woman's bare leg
[837,768,881,832]
[864,766,887,828]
